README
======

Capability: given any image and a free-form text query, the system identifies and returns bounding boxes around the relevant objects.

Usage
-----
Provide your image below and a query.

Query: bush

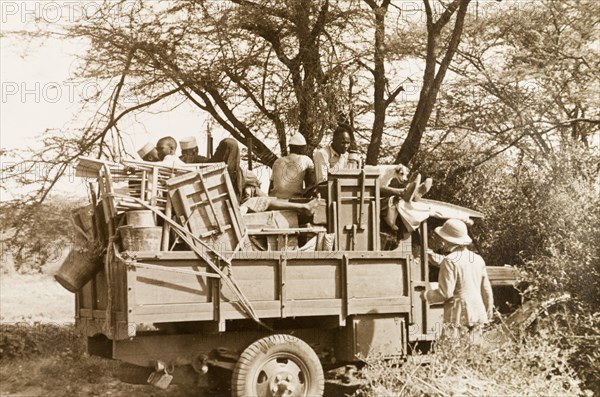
[357,331,586,397]
[0,323,85,360]
[0,197,85,273]
[412,142,600,394]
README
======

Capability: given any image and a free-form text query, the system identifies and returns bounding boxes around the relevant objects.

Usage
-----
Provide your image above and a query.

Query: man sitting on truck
[313,124,352,183]
[179,136,209,164]
[270,132,315,199]
[211,138,320,216]
[137,141,160,162]
[156,136,186,167]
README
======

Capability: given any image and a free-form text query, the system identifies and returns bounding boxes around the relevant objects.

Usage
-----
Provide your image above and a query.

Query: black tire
[231,334,324,397]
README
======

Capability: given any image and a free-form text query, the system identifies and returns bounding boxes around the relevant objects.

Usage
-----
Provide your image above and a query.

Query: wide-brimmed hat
[289,133,307,146]
[180,136,198,150]
[137,141,155,158]
[434,218,472,245]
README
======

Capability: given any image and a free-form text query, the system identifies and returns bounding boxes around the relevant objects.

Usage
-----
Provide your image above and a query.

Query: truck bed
[78,249,413,340]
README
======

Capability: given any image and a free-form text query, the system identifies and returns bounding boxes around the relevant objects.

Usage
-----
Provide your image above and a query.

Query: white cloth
[270,154,314,199]
[425,247,494,326]
[313,144,349,183]
[159,154,186,167]
[382,197,430,232]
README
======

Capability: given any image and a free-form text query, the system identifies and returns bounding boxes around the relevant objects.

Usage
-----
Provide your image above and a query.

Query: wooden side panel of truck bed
[123,251,412,333]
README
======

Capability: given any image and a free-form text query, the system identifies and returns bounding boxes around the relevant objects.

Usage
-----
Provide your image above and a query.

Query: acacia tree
[4,0,476,196]
[429,0,600,169]
[3,0,479,214]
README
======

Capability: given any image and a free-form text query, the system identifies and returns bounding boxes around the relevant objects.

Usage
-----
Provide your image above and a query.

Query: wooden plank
[347,297,412,311]
[92,310,107,319]
[130,249,410,261]
[280,255,287,317]
[211,262,223,331]
[128,300,282,322]
[342,254,349,321]
[197,173,224,233]
[150,166,159,206]
[219,301,281,320]
[79,308,93,318]
[248,227,327,235]
[140,170,147,200]
[130,262,219,278]
[225,200,243,248]
[284,260,340,300]
[220,262,278,301]
[284,299,343,317]
[161,194,172,251]
[347,261,407,298]
[131,276,210,305]
[487,266,520,285]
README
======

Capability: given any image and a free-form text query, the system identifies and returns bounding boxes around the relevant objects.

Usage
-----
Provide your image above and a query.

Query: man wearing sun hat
[424,218,494,336]
[179,136,209,164]
[137,142,159,162]
[270,132,315,199]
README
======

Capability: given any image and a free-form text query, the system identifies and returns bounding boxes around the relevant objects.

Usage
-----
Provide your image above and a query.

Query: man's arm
[304,158,316,188]
[313,150,328,184]
[425,258,456,304]
[481,266,494,320]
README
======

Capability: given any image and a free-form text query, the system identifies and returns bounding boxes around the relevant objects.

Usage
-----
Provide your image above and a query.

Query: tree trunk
[366,4,387,165]
[395,0,471,165]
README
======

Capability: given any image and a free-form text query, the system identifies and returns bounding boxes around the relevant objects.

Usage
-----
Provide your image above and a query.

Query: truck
[57,157,519,397]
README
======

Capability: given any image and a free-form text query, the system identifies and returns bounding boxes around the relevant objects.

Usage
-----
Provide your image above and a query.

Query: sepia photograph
[1,1,598,396]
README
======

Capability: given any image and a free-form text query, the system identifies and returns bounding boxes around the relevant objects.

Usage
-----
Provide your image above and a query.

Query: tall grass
[357,327,586,397]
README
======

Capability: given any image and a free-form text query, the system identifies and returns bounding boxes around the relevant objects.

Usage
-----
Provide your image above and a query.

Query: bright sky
[0,0,521,201]
[0,1,264,199]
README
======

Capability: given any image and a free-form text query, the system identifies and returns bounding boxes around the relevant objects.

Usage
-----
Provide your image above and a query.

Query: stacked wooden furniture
[75,157,212,222]
[166,164,246,252]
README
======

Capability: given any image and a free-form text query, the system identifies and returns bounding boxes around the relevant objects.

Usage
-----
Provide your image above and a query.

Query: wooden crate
[327,169,381,251]
[166,164,246,252]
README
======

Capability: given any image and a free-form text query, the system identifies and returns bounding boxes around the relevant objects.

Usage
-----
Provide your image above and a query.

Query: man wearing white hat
[424,219,494,337]
[179,136,209,164]
[270,132,315,199]
[137,142,159,162]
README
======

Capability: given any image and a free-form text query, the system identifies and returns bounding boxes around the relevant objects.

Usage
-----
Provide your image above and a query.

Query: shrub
[0,197,85,273]
[357,330,586,397]
[0,323,85,360]
[412,142,599,394]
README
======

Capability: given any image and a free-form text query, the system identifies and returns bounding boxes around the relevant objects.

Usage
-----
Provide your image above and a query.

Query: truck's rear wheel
[231,334,324,397]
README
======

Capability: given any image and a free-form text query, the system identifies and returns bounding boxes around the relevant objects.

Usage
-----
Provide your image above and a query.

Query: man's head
[138,142,160,162]
[156,136,177,160]
[434,218,472,252]
[332,124,352,155]
[180,136,199,162]
[288,132,307,155]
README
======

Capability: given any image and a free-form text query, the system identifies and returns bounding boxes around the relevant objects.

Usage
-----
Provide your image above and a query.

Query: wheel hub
[255,356,307,397]
[269,372,297,396]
